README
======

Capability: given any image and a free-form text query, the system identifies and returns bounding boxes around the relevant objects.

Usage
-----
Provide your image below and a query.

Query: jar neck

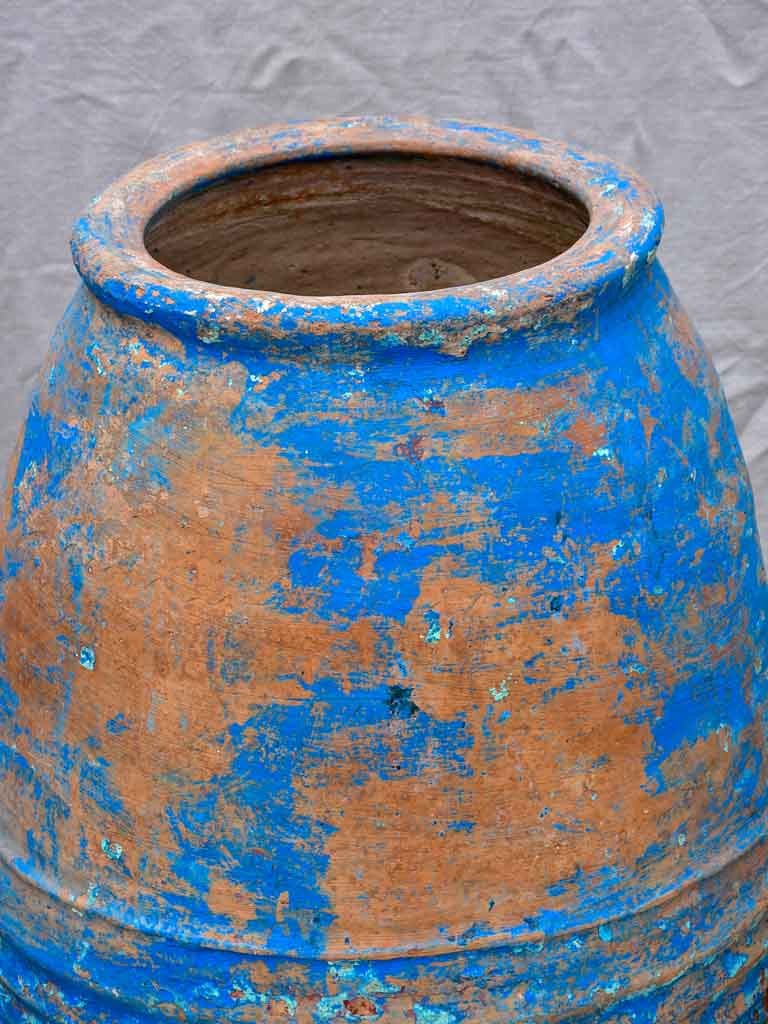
[71,117,664,360]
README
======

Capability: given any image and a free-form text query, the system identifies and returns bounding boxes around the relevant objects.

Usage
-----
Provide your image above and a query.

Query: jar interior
[144,154,590,297]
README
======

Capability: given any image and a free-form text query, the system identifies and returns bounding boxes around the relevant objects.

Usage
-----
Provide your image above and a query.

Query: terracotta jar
[0,119,766,1023]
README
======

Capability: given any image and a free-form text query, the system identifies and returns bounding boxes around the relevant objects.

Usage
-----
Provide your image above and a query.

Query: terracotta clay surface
[144,155,589,295]
[0,118,767,1023]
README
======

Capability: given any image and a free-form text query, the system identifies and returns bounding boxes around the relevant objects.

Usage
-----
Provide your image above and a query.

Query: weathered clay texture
[0,118,766,1023]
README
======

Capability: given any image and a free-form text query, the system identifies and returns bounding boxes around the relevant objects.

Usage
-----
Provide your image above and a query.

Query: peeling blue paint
[0,119,765,1023]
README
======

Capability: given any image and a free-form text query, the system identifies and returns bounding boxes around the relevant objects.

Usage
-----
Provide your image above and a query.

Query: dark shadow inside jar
[144,154,590,297]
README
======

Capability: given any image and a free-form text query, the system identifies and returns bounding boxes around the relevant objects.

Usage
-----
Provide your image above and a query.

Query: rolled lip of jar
[70,116,664,357]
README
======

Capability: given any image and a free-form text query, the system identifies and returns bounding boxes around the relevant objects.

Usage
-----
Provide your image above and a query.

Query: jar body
[0,227,767,1018]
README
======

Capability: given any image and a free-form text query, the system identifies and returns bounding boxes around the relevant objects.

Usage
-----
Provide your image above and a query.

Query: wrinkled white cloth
[0,0,765,553]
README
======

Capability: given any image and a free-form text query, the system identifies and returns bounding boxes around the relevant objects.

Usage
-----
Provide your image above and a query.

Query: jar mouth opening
[143,153,591,299]
[71,118,664,355]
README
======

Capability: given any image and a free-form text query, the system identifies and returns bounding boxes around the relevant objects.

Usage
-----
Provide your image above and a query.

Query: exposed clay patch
[301,544,689,951]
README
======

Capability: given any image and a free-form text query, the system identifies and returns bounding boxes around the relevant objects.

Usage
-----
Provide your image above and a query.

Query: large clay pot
[0,118,766,1023]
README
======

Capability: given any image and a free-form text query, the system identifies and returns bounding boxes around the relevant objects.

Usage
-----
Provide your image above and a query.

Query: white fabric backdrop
[1,0,766,554]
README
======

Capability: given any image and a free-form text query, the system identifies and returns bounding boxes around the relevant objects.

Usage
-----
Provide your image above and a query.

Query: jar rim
[70,117,664,356]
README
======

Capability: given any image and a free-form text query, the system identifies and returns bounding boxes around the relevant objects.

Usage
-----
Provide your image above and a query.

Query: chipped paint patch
[79,645,95,670]
[414,1006,458,1024]
[490,676,512,702]
[100,838,123,862]
[198,324,222,345]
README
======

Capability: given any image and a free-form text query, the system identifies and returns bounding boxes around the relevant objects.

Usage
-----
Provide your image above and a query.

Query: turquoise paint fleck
[414,1006,458,1024]
[101,838,123,862]
[79,645,95,670]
